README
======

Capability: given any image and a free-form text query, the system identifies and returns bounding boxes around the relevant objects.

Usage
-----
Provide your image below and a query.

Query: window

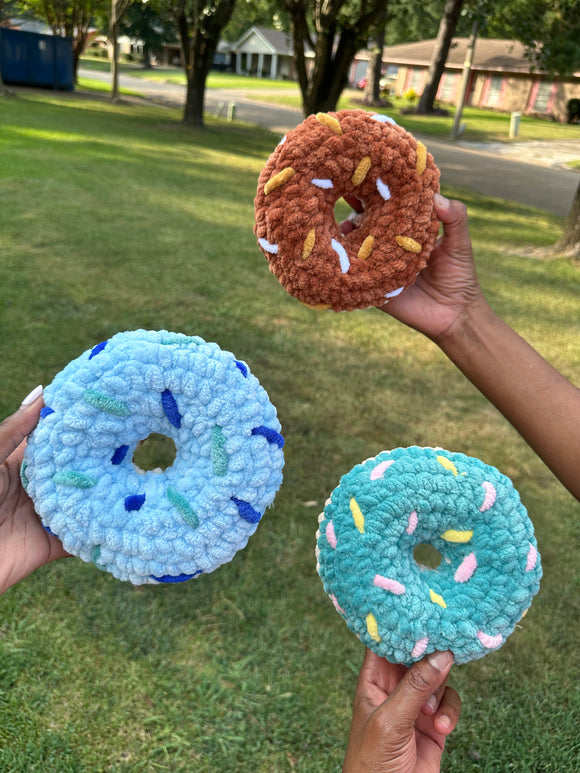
[485,75,503,107]
[440,72,458,101]
[409,68,424,92]
[532,81,553,112]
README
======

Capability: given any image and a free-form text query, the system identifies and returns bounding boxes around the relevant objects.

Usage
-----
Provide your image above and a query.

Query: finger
[375,651,454,729]
[0,386,43,463]
[433,685,462,736]
[421,681,447,715]
[343,194,364,212]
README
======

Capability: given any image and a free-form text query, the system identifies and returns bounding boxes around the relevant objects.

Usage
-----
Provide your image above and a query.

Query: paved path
[80,69,580,217]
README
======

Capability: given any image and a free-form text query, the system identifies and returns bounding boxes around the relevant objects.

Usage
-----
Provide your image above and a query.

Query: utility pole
[450,22,478,140]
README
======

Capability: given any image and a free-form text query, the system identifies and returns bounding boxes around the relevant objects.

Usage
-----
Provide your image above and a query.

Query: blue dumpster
[0,28,74,90]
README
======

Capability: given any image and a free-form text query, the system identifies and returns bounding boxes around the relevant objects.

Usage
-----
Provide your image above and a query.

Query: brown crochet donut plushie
[254,109,440,312]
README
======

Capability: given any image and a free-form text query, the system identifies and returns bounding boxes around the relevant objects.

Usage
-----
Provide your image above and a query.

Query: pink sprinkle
[454,552,477,583]
[526,543,538,572]
[477,630,504,649]
[370,460,395,480]
[373,574,406,595]
[330,594,345,615]
[412,637,429,658]
[479,481,497,512]
[406,510,418,535]
[326,520,338,549]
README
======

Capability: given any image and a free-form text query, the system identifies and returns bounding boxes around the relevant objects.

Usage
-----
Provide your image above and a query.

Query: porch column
[257,52,264,77]
[270,53,277,79]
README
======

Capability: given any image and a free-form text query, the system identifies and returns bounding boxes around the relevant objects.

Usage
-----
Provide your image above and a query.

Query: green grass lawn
[1,90,579,772]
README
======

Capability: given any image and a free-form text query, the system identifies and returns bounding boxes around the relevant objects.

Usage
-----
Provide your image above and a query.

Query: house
[230,26,296,80]
[352,38,580,123]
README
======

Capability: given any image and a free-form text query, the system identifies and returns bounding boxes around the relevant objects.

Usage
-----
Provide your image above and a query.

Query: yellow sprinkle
[416,142,427,175]
[436,455,458,475]
[316,112,343,135]
[264,167,295,195]
[350,497,365,534]
[395,235,422,253]
[302,228,316,259]
[430,589,447,608]
[357,235,375,260]
[300,301,331,310]
[366,613,381,642]
[441,529,474,543]
[351,155,372,186]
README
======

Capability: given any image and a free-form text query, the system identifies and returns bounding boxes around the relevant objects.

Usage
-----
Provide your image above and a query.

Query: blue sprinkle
[125,494,146,512]
[161,389,181,429]
[251,426,285,448]
[43,524,57,536]
[40,406,55,418]
[235,360,248,378]
[89,340,108,359]
[151,571,202,583]
[231,497,262,524]
[111,445,130,465]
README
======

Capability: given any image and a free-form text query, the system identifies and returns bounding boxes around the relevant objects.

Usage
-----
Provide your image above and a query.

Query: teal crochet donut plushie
[316,447,542,665]
[22,330,285,585]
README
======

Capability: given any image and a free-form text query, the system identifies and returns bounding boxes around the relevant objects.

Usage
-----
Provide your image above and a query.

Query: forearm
[437,299,580,501]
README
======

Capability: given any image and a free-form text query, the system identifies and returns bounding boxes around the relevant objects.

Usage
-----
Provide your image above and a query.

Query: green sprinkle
[160,334,196,345]
[83,389,130,416]
[167,486,199,529]
[211,426,228,477]
[53,471,97,488]
[90,545,107,571]
[20,462,29,490]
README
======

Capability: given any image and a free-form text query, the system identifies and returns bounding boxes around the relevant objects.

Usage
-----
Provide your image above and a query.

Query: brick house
[352,37,580,123]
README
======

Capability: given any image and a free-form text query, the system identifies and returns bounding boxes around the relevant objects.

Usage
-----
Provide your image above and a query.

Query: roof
[359,37,539,75]
[232,26,294,56]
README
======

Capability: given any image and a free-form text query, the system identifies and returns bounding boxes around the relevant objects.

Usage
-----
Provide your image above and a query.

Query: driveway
[80,69,580,217]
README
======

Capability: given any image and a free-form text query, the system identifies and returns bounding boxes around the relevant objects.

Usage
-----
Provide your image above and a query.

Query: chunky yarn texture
[254,109,440,312]
[22,330,285,585]
[316,447,542,665]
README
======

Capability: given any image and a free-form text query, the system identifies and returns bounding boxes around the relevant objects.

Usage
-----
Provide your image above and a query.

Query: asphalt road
[80,69,579,217]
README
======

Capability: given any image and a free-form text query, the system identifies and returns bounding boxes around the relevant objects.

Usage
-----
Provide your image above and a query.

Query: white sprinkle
[277,135,287,146]
[385,286,404,299]
[258,237,279,254]
[371,114,397,125]
[311,178,334,189]
[331,238,350,273]
[376,178,392,200]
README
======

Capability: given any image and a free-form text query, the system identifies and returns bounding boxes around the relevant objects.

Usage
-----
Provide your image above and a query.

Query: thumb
[379,651,454,729]
[432,195,473,260]
[0,386,44,464]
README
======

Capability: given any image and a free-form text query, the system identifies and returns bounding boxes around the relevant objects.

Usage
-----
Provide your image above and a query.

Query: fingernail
[427,651,453,672]
[21,385,43,407]
[433,192,450,208]
[437,714,451,732]
[424,694,438,714]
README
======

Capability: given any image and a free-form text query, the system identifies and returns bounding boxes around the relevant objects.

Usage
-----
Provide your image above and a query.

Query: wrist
[433,295,497,358]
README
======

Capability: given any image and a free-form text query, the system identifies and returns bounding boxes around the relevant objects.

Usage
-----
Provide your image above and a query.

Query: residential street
[80,69,580,218]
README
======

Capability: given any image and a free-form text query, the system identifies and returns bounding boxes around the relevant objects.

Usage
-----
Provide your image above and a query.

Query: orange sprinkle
[395,235,422,253]
[351,155,372,186]
[302,228,316,259]
[264,167,295,194]
[357,235,374,260]
[316,113,343,135]
[416,142,427,175]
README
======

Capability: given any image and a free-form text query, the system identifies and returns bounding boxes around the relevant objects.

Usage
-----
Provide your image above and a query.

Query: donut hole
[132,433,177,473]
[334,196,364,232]
[413,543,442,571]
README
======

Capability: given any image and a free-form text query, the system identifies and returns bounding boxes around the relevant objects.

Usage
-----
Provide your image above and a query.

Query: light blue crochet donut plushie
[316,447,542,665]
[22,330,285,585]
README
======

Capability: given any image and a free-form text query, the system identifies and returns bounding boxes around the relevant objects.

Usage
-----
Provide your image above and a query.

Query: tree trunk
[110,18,120,100]
[554,181,580,257]
[417,0,465,114]
[363,6,387,105]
